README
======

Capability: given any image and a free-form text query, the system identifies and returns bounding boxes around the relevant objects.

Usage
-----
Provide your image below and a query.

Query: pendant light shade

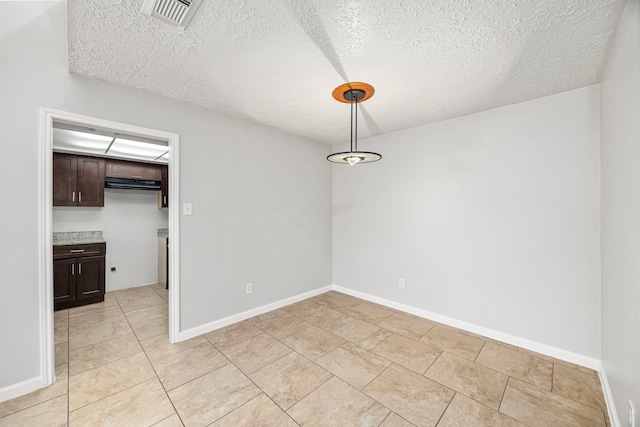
[327,82,381,165]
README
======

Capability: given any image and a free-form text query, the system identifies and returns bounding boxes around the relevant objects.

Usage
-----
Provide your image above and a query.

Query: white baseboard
[0,376,43,404]
[599,362,621,427]
[331,285,601,371]
[177,286,333,341]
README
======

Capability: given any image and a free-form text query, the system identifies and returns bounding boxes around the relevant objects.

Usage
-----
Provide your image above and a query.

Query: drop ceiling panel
[67,0,626,144]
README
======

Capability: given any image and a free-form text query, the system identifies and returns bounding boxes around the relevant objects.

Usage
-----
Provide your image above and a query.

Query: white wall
[333,86,601,358]
[0,1,332,393]
[601,0,640,423]
[53,189,169,291]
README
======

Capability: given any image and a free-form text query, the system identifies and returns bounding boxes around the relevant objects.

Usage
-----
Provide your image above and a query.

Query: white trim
[39,109,55,390]
[0,377,45,404]
[167,125,180,343]
[331,284,602,370]
[599,362,621,427]
[38,108,181,390]
[177,286,332,341]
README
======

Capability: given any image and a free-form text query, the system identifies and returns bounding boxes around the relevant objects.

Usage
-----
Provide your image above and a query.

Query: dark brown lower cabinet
[53,243,106,311]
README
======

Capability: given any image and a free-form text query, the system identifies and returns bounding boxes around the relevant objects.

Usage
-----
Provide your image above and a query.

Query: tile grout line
[118,294,186,426]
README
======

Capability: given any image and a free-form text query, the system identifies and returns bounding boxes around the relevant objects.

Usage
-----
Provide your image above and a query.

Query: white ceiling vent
[141,0,201,29]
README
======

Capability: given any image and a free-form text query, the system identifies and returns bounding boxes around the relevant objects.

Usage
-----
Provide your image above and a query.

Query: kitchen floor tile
[221,332,292,374]
[342,301,395,324]
[377,312,435,340]
[0,364,68,419]
[124,303,168,326]
[552,364,607,411]
[249,352,332,410]
[114,287,166,313]
[333,318,393,350]
[55,342,68,366]
[438,393,526,427]
[316,341,391,390]
[519,347,599,376]
[69,352,155,411]
[424,352,508,409]
[131,316,168,341]
[363,364,454,426]
[372,333,441,374]
[379,412,416,426]
[500,378,606,427]
[316,291,362,311]
[248,310,312,340]
[68,333,142,375]
[281,325,345,361]
[287,377,389,427]
[204,320,263,350]
[210,394,298,427]
[69,378,175,427]
[151,413,184,427]
[0,395,67,427]
[141,334,208,362]
[152,342,229,391]
[6,283,609,427]
[68,305,125,329]
[168,364,261,426]
[67,297,118,319]
[419,324,485,361]
[476,343,553,390]
[68,317,132,350]
[303,306,355,333]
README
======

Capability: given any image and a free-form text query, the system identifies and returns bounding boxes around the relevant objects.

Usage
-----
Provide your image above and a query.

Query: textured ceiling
[67,0,626,144]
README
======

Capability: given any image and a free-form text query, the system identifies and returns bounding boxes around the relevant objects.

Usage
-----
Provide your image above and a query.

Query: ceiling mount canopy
[327,82,381,166]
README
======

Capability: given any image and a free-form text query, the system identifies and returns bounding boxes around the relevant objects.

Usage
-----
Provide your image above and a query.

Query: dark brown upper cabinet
[53,153,105,207]
[106,159,161,181]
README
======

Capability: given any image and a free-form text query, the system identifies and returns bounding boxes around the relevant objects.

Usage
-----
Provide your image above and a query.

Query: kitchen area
[51,122,170,311]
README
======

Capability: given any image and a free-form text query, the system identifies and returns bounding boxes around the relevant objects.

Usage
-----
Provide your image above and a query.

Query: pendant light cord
[350,91,355,152]
[354,92,358,152]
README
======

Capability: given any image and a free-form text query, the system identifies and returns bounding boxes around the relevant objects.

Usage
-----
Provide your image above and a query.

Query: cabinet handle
[131,175,142,179]
[71,264,74,275]
[79,192,82,203]
[79,263,82,274]
[163,196,167,205]
[70,249,85,253]
[72,192,75,202]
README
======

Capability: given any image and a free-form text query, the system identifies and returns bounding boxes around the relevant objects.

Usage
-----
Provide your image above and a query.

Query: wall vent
[141,0,201,29]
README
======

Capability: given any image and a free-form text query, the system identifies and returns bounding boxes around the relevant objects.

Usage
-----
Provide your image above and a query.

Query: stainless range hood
[104,177,162,190]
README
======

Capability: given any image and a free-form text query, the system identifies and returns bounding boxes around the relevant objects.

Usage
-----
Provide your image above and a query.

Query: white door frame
[38,108,181,386]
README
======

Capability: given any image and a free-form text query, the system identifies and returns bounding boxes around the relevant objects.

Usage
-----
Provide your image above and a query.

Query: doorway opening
[39,108,180,387]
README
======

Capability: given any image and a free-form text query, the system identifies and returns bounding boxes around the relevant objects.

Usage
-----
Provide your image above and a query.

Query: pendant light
[327,82,382,166]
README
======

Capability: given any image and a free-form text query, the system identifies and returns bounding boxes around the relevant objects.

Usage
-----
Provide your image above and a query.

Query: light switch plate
[183,202,192,216]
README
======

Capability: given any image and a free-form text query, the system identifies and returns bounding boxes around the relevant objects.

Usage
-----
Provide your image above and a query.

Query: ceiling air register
[327,82,381,166]
[142,0,201,29]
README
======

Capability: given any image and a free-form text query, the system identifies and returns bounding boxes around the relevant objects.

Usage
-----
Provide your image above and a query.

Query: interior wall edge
[599,362,622,427]
[176,285,333,342]
[332,284,602,371]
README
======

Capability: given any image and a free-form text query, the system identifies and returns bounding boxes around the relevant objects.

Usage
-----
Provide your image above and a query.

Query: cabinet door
[53,258,76,304]
[76,256,105,300]
[53,153,78,206]
[158,165,168,208]
[106,159,161,181]
[77,157,105,207]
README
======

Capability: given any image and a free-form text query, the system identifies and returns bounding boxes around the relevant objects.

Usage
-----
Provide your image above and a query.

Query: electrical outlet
[110,266,117,272]
[630,400,635,427]
[246,283,253,295]
[398,278,405,289]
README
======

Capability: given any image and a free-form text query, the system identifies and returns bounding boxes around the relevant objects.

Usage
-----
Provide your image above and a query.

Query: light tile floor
[0,285,611,426]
